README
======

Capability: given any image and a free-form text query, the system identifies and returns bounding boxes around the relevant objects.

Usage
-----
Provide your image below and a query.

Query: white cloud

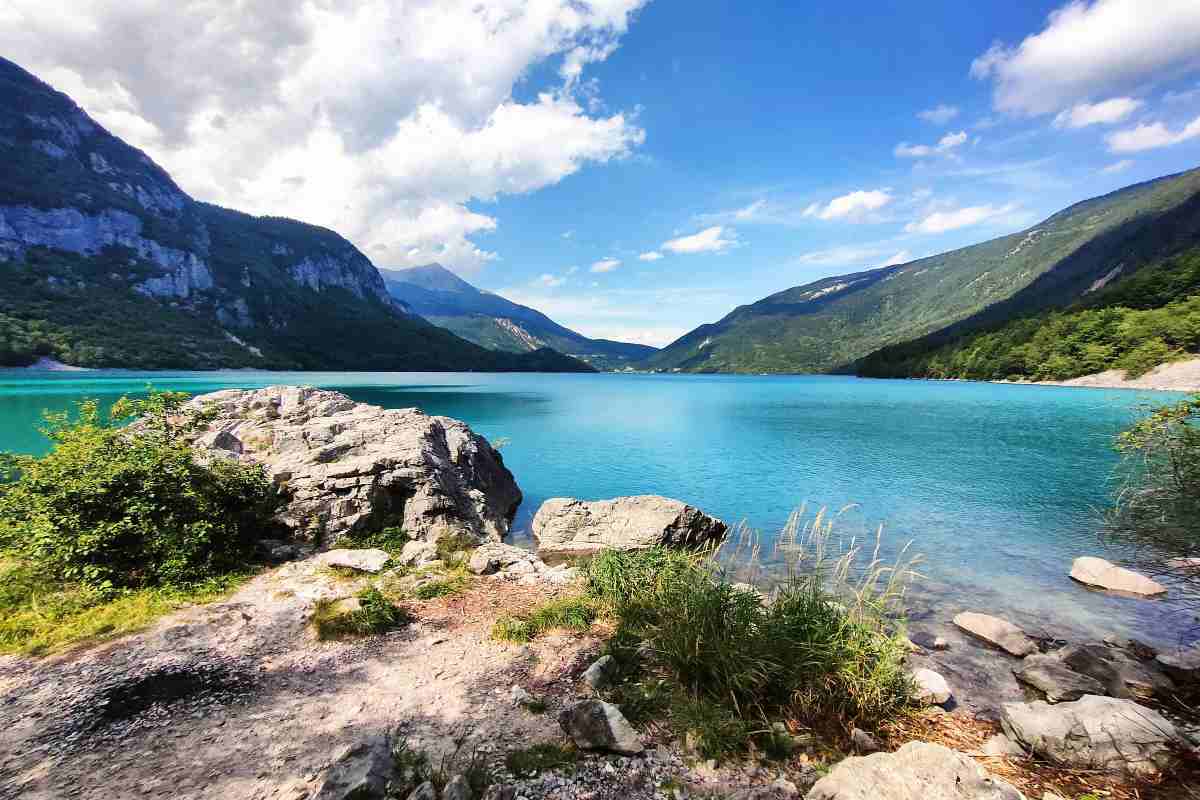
[590,258,621,273]
[1106,114,1200,152]
[893,131,968,158]
[881,250,912,266]
[533,273,567,288]
[562,230,575,239]
[905,203,1018,234]
[638,251,663,261]
[970,0,1200,116]
[802,189,893,221]
[1,0,647,272]
[1101,159,1134,173]
[662,226,737,254]
[733,199,766,220]
[917,104,960,125]
[794,242,907,268]
[1053,97,1142,128]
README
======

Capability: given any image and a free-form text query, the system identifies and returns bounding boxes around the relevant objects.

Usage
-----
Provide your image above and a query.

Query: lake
[1,369,1195,650]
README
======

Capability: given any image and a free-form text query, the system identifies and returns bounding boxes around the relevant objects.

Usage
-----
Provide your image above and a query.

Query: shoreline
[992,357,1200,394]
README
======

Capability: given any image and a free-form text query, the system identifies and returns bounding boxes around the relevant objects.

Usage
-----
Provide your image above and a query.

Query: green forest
[857,247,1200,382]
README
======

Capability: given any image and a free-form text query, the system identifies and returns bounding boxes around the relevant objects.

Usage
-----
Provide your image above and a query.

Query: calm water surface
[0,369,1194,648]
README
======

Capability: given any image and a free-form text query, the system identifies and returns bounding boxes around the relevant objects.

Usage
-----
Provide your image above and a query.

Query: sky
[4,1,1200,347]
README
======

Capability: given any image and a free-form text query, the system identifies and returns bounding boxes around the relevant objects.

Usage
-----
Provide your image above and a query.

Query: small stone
[979,733,1024,758]
[771,777,798,795]
[558,700,643,755]
[581,655,617,690]
[910,668,951,706]
[932,636,950,651]
[406,782,437,800]
[849,728,880,754]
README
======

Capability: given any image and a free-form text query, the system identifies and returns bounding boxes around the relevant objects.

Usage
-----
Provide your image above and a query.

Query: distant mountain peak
[385,263,477,294]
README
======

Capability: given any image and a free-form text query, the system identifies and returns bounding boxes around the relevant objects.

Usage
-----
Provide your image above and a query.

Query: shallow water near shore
[0,369,1195,652]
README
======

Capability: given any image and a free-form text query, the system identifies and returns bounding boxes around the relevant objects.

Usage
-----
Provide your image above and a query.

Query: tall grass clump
[584,507,918,758]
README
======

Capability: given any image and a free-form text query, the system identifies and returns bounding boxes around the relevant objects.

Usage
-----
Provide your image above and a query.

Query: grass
[580,508,919,760]
[310,586,412,640]
[412,573,470,600]
[491,596,599,643]
[337,526,410,558]
[392,734,493,797]
[504,742,579,777]
[0,556,252,655]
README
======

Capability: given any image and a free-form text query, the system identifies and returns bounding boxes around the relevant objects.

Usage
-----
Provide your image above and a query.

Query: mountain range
[381,264,656,370]
[647,167,1200,374]
[0,57,590,372]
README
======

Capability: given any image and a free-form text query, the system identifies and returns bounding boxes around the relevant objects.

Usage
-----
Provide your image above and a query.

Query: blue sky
[5,0,1200,345]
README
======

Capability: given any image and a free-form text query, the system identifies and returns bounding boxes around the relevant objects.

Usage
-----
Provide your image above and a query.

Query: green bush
[583,542,913,756]
[0,393,282,590]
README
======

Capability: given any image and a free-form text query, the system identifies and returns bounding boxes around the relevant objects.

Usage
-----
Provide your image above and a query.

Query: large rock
[1057,643,1174,700]
[805,742,1024,799]
[1001,695,1178,776]
[187,387,522,545]
[1156,645,1200,686]
[1069,557,1166,597]
[910,668,952,706]
[953,612,1038,657]
[313,734,395,800]
[532,495,727,555]
[557,699,643,754]
[317,548,390,574]
[1013,654,1105,703]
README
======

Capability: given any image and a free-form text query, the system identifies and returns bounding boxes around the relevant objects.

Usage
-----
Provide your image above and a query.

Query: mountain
[0,57,591,372]
[645,167,1200,374]
[381,264,657,370]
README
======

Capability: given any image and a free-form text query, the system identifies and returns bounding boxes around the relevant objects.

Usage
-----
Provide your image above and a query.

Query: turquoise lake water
[0,369,1195,649]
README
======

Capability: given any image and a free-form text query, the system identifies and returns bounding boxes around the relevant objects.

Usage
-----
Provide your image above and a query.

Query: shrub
[1116,337,1174,377]
[311,586,411,640]
[0,393,283,591]
[491,596,598,642]
[504,742,578,777]
[583,511,917,756]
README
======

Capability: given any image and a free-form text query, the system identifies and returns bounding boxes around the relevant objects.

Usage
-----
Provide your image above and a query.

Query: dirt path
[0,561,596,800]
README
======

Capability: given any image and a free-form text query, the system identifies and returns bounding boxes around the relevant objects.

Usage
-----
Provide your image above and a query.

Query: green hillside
[0,57,591,373]
[382,264,656,370]
[856,246,1200,381]
[645,168,1200,374]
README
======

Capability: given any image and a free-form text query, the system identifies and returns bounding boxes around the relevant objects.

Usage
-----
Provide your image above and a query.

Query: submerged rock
[1013,654,1105,703]
[187,386,522,546]
[1001,694,1178,776]
[805,741,1024,799]
[1069,557,1166,597]
[953,612,1038,657]
[532,495,727,555]
[558,699,643,754]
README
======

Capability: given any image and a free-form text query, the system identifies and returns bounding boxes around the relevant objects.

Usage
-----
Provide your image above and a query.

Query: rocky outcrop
[532,495,727,556]
[466,542,579,585]
[953,612,1038,657]
[1001,695,1178,776]
[557,700,642,755]
[313,733,396,800]
[187,387,522,546]
[805,742,1024,799]
[1069,557,1166,596]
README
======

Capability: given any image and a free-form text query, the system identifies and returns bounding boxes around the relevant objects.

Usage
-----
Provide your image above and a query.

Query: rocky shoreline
[2,386,1197,800]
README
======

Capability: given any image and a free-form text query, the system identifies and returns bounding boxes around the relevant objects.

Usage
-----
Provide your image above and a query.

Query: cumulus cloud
[1,0,647,271]
[590,258,622,273]
[970,0,1200,116]
[662,226,737,254]
[1106,114,1200,152]
[905,203,1018,234]
[733,200,766,220]
[881,250,913,266]
[917,104,960,125]
[1101,159,1134,173]
[638,251,664,261]
[802,190,893,221]
[893,131,968,158]
[1053,97,1142,128]
[794,242,907,267]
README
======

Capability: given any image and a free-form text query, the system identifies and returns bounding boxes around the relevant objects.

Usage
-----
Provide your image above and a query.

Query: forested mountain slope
[645,168,1200,374]
[382,264,656,370]
[0,57,590,372]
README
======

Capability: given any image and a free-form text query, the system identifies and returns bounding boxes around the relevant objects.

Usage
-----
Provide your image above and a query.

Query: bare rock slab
[1069,557,1166,597]
[1001,694,1178,776]
[953,612,1038,657]
[318,548,390,574]
[533,495,727,555]
[1013,654,1105,703]
[805,741,1025,799]
[187,386,522,545]
[558,699,643,754]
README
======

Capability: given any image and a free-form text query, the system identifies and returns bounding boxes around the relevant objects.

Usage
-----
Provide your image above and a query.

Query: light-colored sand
[1031,357,1200,393]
